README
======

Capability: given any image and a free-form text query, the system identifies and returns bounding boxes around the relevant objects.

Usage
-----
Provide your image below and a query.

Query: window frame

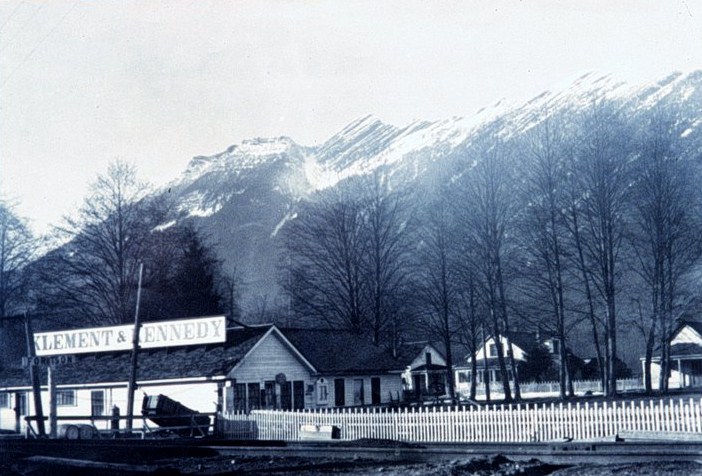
[55,389,77,407]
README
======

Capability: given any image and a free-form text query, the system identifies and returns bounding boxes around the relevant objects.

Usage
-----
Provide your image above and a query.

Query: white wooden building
[454,332,563,395]
[0,321,406,434]
[399,343,448,398]
[647,320,702,390]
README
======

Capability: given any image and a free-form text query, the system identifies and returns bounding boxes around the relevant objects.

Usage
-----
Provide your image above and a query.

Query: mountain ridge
[160,70,702,313]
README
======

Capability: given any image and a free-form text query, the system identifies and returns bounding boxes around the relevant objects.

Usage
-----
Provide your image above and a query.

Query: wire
[0,2,44,55]
[0,0,26,35]
[1,1,78,89]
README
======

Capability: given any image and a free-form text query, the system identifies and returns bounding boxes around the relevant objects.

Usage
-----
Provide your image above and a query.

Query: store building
[0,319,406,434]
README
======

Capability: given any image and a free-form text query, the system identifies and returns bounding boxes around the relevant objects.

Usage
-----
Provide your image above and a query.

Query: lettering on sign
[34,316,226,356]
[22,355,75,367]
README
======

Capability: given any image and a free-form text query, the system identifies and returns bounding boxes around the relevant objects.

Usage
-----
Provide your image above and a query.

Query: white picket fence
[459,378,644,400]
[218,397,702,443]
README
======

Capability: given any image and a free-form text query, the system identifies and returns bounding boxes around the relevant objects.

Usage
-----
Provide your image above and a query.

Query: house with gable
[647,320,702,390]
[454,331,566,396]
[396,342,448,399]
[0,321,406,434]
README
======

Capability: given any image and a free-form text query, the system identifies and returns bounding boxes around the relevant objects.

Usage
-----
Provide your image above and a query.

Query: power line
[0,0,26,35]
[0,2,44,55]
[1,1,78,89]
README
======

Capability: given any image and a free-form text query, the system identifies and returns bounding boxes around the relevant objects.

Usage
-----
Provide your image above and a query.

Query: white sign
[34,315,226,356]
[22,355,75,367]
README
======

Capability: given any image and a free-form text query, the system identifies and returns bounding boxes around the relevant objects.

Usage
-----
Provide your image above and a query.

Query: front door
[413,374,423,399]
[264,381,276,409]
[353,379,365,406]
[371,377,381,405]
[334,379,345,407]
[14,392,26,433]
[280,382,292,410]
[293,381,305,410]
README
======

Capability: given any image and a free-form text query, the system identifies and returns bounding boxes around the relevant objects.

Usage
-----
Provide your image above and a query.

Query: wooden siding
[409,345,446,369]
[228,330,313,383]
[326,374,403,407]
[672,325,702,345]
[0,380,220,433]
[472,336,527,363]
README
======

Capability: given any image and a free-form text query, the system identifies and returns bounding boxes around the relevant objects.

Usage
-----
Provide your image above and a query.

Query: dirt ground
[158,454,702,476]
[5,451,702,475]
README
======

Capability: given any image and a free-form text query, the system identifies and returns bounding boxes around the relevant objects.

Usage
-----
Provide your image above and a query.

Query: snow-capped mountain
[162,71,702,313]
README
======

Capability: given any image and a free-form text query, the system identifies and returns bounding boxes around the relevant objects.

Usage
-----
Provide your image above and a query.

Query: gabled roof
[281,328,405,374]
[670,342,702,357]
[654,342,702,360]
[502,332,542,353]
[672,320,702,342]
[394,342,446,367]
[0,325,271,388]
[0,325,406,389]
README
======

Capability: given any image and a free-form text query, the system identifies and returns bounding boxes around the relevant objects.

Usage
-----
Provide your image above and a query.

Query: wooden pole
[48,366,57,438]
[126,262,144,431]
[24,311,46,437]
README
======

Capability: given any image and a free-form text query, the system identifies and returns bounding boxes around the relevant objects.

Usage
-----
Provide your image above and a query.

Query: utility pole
[24,311,46,437]
[126,262,144,431]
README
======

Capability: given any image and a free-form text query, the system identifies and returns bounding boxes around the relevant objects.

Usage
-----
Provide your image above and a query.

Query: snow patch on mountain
[178,191,223,218]
[271,212,298,237]
[303,155,341,191]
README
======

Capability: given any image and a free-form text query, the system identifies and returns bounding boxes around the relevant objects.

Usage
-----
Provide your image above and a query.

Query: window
[16,393,27,415]
[488,343,497,357]
[56,390,76,407]
[0,393,9,408]
[247,383,261,410]
[91,390,104,416]
[318,379,329,402]
[551,339,561,355]
[425,352,432,365]
[458,371,470,384]
[226,383,247,412]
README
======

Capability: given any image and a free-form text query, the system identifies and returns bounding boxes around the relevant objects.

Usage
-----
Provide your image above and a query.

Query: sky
[1,0,701,235]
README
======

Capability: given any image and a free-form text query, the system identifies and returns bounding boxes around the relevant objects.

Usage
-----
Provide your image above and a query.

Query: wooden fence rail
[218,397,702,443]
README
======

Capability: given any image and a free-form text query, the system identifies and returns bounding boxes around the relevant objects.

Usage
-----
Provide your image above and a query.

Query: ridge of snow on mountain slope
[150,70,702,310]
[169,70,702,222]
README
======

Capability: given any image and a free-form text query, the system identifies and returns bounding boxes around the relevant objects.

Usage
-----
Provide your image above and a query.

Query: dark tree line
[282,101,702,400]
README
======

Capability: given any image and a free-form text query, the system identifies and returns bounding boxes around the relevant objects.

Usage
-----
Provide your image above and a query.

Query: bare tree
[39,161,152,325]
[629,105,702,392]
[455,264,481,401]
[516,119,576,399]
[0,201,36,317]
[362,172,415,350]
[458,131,520,401]
[413,197,459,399]
[218,266,243,326]
[283,185,367,333]
[568,103,634,396]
